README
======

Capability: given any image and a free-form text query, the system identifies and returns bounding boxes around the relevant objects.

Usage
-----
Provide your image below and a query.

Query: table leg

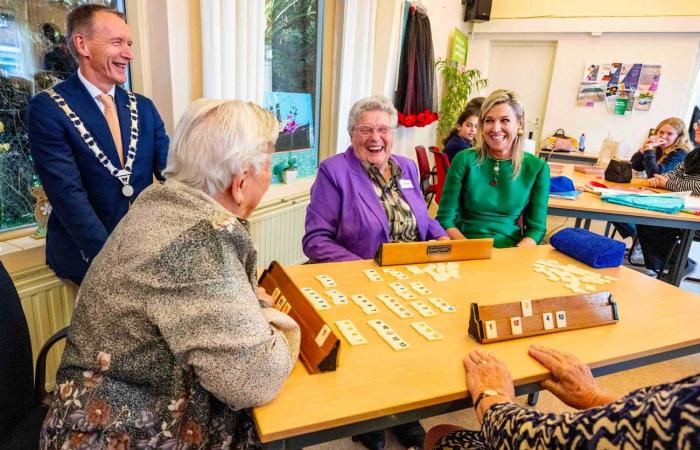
[668,229,693,286]
[527,391,539,406]
[583,219,592,230]
[575,218,582,228]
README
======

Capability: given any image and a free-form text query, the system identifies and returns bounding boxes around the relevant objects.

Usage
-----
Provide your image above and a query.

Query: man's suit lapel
[60,74,123,169]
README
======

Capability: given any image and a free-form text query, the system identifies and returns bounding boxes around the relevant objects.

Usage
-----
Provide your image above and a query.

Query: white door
[486,41,556,146]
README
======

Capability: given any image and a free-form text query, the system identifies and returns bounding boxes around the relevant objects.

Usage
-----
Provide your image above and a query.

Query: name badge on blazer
[399,179,413,189]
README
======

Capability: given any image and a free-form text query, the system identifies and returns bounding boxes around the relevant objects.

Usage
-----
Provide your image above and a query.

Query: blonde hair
[473,89,525,178]
[163,99,278,195]
[655,117,693,163]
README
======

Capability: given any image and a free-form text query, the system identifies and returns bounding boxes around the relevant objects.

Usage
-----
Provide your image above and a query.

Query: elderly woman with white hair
[303,95,448,450]
[39,99,300,450]
[303,95,448,263]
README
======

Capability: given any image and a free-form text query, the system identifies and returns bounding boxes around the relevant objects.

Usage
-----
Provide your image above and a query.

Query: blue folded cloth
[550,176,575,193]
[550,227,626,268]
[550,190,582,200]
[601,193,684,214]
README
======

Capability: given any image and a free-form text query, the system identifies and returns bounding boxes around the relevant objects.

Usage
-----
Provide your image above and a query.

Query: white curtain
[334,0,378,153]
[200,0,265,104]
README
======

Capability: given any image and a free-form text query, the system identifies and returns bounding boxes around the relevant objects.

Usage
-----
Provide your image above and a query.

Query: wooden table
[548,164,700,286]
[253,246,700,449]
[538,150,600,165]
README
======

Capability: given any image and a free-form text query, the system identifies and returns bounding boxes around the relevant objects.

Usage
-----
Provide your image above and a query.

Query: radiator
[249,194,310,267]
[13,266,77,390]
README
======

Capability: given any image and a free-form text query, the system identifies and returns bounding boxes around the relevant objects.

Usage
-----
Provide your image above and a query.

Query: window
[0,0,125,233]
[264,0,323,182]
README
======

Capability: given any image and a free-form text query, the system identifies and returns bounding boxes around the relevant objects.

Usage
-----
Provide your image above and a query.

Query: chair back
[415,145,432,193]
[0,262,34,433]
[430,147,451,204]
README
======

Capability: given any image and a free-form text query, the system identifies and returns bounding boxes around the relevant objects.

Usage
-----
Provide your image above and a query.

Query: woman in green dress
[436,89,550,248]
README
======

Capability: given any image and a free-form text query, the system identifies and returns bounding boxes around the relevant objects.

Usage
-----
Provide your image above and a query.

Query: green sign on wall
[451,29,468,65]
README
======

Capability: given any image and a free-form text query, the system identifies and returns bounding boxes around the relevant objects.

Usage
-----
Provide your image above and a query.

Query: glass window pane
[0,0,125,233]
[265,0,322,183]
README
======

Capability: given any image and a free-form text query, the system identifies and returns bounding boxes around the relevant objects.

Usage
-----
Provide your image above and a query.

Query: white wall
[473,33,700,155]
[466,18,700,156]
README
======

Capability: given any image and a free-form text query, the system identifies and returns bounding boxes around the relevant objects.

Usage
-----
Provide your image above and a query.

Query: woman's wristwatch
[473,389,502,410]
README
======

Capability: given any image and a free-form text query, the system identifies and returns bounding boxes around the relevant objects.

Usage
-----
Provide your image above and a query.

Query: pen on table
[680,209,700,216]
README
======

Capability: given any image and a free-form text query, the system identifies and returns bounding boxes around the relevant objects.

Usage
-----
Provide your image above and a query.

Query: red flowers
[398,109,439,128]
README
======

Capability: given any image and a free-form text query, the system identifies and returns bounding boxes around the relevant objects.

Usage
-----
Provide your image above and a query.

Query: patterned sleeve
[664,162,700,195]
[481,374,700,449]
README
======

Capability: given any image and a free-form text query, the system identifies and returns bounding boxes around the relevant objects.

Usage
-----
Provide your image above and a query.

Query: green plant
[285,154,299,171]
[435,58,487,140]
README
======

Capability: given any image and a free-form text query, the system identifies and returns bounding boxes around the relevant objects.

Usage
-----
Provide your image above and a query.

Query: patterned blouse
[40,179,301,450]
[364,159,419,242]
[435,373,700,449]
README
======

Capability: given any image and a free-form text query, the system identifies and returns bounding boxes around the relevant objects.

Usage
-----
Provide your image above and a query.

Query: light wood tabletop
[253,245,700,445]
[548,163,700,226]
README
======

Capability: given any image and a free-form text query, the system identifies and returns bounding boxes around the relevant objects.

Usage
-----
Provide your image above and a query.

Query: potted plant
[435,58,488,140]
[282,154,299,184]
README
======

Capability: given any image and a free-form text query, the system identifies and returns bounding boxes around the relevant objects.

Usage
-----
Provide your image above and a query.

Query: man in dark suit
[27,5,169,285]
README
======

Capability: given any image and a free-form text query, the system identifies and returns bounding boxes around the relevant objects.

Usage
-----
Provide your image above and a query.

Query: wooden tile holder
[468,291,618,344]
[259,261,340,373]
[374,238,494,266]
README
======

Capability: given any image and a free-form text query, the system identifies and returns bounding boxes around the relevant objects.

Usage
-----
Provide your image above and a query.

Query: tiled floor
[306,214,700,450]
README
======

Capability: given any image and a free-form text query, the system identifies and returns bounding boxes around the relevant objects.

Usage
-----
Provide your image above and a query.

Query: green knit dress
[436,150,550,248]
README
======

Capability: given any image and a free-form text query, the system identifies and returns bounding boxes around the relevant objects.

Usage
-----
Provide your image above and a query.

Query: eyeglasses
[353,125,394,137]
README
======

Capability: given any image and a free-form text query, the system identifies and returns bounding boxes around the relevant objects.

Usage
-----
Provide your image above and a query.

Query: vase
[282,169,297,184]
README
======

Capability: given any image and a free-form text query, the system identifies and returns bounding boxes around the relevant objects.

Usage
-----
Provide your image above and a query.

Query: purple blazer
[303,147,447,262]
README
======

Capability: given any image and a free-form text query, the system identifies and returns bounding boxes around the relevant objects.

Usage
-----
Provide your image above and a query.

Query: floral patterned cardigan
[40,179,301,450]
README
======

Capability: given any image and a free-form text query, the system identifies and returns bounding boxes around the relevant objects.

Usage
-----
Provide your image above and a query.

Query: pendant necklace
[490,160,500,186]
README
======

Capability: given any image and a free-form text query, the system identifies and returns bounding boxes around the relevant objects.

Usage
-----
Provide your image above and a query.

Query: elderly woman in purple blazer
[303,95,448,450]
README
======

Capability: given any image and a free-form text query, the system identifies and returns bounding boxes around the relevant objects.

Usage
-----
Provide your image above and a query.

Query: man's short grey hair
[347,95,398,134]
[163,99,278,196]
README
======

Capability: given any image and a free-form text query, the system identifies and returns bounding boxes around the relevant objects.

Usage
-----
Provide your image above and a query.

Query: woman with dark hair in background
[442,97,484,162]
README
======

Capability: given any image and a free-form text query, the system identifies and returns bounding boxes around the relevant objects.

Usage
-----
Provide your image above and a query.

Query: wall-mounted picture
[264,92,314,152]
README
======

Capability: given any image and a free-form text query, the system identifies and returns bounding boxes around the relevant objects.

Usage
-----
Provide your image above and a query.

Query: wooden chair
[415,145,438,205]
[429,147,450,204]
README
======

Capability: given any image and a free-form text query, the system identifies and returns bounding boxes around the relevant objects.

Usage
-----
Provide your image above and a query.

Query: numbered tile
[315,274,337,288]
[542,312,554,330]
[484,320,498,339]
[521,299,533,317]
[335,320,367,346]
[510,317,523,335]
[409,300,437,317]
[325,289,349,305]
[428,297,456,313]
[363,268,384,282]
[314,324,332,346]
[410,321,443,341]
[555,310,567,328]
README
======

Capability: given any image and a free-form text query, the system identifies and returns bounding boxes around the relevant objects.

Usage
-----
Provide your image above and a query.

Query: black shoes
[392,421,426,449]
[352,421,425,450]
[352,430,386,450]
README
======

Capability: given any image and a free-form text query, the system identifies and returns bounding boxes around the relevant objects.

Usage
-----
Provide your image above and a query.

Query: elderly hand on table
[528,345,618,409]
[465,345,619,423]
[464,350,516,423]
[648,174,668,189]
